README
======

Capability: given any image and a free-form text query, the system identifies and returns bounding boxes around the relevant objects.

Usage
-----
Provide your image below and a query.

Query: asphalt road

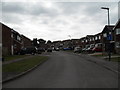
[3,51,118,88]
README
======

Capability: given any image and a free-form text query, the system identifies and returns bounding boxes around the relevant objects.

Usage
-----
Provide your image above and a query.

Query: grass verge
[3,55,29,61]
[91,54,120,62]
[3,56,48,73]
[105,57,120,62]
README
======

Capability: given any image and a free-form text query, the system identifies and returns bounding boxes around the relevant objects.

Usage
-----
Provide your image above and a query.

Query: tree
[32,38,38,47]
[38,39,46,48]
[46,40,52,44]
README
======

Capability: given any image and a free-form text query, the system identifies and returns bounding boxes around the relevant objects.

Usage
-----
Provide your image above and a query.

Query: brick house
[62,39,72,49]
[21,35,32,48]
[11,30,22,55]
[101,25,115,52]
[52,41,63,49]
[85,35,95,45]
[71,39,80,48]
[2,23,12,55]
[1,23,22,56]
[113,19,120,54]
[94,33,102,44]
[79,37,86,49]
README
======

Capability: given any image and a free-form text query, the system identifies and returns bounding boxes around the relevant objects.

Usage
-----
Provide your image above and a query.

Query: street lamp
[101,7,110,25]
[101,7,112,61]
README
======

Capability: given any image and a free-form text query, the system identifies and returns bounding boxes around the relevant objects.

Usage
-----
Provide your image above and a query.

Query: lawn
[91,53,120,57]
[3,55,29,61]
[3,56,48,73]
[91,53,120,62]
[105,57,120,62]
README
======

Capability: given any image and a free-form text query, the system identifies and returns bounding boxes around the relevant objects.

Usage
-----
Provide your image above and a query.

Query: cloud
[1,2,118,41]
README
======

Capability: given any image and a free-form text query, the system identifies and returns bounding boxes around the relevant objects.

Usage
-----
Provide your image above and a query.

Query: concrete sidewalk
[79,54,119,74]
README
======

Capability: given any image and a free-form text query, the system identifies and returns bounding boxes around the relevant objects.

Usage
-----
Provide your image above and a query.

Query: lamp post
[101,7,111,61]
[101,7,110,25]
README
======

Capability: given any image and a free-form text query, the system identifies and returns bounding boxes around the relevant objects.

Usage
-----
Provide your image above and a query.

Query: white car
[74,47,81,53]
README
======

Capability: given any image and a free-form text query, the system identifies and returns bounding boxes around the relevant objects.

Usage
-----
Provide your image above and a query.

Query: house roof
[102,25,115,33]
[113,19,120,30]
[21,34,31,41]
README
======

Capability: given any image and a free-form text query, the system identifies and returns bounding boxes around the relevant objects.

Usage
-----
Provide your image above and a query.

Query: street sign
[107,34,112,40]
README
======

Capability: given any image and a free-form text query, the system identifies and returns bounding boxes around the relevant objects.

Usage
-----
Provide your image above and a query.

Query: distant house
[113,19,120,54]
[52,41,63,49]
[101,25,115,52]
[1,23,22,55]
[62,39,72,49]
[71,39,80,48]
[79,37,86,48]
[85,35,95,45]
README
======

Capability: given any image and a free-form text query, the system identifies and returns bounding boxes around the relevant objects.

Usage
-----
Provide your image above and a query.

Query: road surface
[3,51,118,88]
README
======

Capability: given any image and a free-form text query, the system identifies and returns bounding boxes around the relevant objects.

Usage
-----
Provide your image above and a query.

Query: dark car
[37,48,45,54]
[47,48,52,52]
[63,47,72,50]
[20,46,37,55]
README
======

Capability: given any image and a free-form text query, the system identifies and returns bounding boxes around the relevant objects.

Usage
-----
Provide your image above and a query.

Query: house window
[11,33,13,38]
[109,32,112,34]
[116,42,120,48]
[103,33,107,37]
[99,36,101,40]
[116,28,120,35]
[95,36,98,40]
[82,40,84,43]
[17,35,21,41]
[90,38,91,41]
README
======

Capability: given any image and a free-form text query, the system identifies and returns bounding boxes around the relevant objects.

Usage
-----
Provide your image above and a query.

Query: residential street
[3,51,118,88]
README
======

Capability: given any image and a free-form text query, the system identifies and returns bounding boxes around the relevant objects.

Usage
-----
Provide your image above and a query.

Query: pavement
[79,53,119,74]
[2,51,118,88]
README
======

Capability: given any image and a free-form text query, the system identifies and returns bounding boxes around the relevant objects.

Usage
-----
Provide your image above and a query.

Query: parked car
[47,48,52,52]
[63,47,72,50]
[86,44,95,53]
[74,47,81,53]
[82,45,90,52]
[55,48,60,51]
[37,48,45,54]
[92,43,102,52]
[20,46,37,55]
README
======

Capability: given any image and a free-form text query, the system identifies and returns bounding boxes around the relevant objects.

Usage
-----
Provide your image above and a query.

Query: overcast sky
[1,1,119,41]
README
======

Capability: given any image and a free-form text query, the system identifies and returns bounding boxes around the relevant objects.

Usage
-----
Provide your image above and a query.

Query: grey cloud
[1,2,118,41]
[2,2,60,17]
[2,2,26,14]
[2,13,23,24]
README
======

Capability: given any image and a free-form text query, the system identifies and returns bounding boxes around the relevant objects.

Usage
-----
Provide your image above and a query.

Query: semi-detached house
[1,23,32,56]
[114,19,120,54]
